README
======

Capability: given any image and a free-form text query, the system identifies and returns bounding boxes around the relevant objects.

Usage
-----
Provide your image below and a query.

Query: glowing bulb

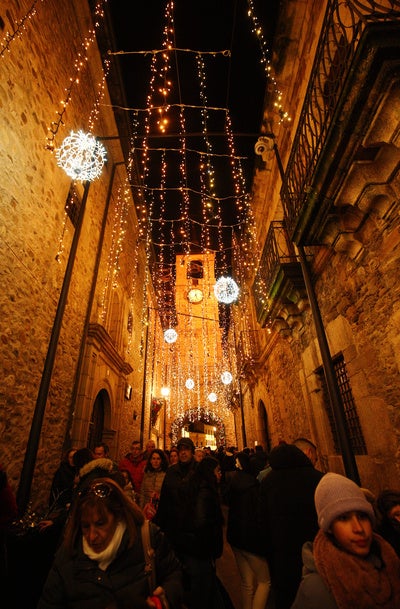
[185,378,195,390]
[164,328,177,343]
[221,371,233,385]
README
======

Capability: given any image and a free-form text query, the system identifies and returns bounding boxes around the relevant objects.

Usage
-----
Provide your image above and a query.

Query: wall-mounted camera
[254,136,275,163]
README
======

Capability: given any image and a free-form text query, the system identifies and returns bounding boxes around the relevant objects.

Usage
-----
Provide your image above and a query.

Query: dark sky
[106,0,279,260]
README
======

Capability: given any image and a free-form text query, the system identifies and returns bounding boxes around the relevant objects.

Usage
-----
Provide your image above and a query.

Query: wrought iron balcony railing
[253,220,304,327]
[282,0,400,242]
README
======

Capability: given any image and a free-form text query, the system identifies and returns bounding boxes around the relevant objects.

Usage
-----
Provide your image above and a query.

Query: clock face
[187,288,203,303]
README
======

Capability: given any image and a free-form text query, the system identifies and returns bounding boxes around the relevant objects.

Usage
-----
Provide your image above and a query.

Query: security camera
[254,136,275,163]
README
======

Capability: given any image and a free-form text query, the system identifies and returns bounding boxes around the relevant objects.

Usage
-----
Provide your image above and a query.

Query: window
[316,354,367,455]
[187,260,203,279]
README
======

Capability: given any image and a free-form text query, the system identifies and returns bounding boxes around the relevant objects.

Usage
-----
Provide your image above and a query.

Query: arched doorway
[170,408,226,447]
[87,389,110,449]
[258,399,271,453]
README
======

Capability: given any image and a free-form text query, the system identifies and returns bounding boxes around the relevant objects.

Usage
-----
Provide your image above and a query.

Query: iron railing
[282,0,400,238]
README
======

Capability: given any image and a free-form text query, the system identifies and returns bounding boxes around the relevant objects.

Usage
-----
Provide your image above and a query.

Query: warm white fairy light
[164,328,178,344]
[46,0,107,150]
[0,1,42,58]
[221,371,233,385]
[214,276,240,304]
[55,130,107,181]
[208,392,217,403]
[246,0,291,125]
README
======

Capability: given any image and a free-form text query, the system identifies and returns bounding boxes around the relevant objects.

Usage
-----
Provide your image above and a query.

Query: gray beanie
[315,472,376,532]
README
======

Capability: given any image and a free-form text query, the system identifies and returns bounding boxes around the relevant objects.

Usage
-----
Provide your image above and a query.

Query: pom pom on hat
[315,472,376,532]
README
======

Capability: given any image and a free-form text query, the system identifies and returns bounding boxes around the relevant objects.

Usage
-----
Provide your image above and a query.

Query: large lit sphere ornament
[56,130,107,181]
[208,392,217,403]
[164,328,178,344]
[221,371,233,385]
[185,378,195,390]
[214,276,239,304]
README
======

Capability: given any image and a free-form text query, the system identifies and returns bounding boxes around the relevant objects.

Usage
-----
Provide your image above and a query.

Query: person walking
[154,438,225,609]
[118,440,147,495]
[38,477,183,609]
[140,448,169,520]
[258,441,324,609]
[376,489,400,557]
[291,472,400,609]
[224,451,271,609]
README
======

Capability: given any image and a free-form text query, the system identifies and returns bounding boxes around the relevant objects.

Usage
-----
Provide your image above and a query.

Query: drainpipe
[17,180,91,514]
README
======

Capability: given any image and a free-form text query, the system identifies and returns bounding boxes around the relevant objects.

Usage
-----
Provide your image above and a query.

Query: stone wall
[0,0,149,510]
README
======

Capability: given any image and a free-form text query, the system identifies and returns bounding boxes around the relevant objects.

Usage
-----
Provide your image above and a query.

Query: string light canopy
[214,276,240,304]
[103,0,282,433]
[55,130,107,181]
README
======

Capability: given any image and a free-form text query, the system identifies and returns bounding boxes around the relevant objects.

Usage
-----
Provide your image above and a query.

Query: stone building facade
[0,0,157,511]
[1,0,400,514]
[233,0,400,493]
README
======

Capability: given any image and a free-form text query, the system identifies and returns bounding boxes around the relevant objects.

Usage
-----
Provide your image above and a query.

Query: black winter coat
[258,444,324,609]
[224,470,264,556]
[154,460,223,559]
[37,522,183,609]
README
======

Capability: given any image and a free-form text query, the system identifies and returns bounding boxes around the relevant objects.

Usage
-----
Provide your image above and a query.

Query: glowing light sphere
[221,371,233,385]
[56,130,107,181]
[164,328,178,344]
[208,392,217,403]
[185,378,195,390]
[214,276,239,304]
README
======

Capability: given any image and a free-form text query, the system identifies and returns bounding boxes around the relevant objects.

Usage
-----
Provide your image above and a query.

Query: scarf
[82,520,126,570]
[314,529,400,609]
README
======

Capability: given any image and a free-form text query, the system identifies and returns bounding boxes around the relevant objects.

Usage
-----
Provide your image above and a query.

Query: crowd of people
[2,438,400,609]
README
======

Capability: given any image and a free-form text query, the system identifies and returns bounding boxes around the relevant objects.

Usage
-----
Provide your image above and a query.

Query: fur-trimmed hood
[78,458,117,480]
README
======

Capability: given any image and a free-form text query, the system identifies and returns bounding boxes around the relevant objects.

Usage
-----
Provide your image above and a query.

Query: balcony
[253,221,306,331]
[282,0,400,246]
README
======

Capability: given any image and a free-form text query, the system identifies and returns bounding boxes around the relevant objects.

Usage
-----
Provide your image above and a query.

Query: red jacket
[118,454,146,493]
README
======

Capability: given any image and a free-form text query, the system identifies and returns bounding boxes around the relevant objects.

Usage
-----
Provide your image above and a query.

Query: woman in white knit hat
[291,472,400,609]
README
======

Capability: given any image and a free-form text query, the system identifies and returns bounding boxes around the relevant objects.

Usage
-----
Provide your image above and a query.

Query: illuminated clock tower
[174,252,224,405]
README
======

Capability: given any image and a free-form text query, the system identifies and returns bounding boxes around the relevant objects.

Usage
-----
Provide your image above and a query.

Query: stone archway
[170,408,226,447]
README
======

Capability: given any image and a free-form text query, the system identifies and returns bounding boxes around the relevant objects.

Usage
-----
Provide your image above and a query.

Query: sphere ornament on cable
[221,371,233,385]
[185,378,195,390]
[56,130,107,181]
[214,276,239,304]
[164,328,178,344]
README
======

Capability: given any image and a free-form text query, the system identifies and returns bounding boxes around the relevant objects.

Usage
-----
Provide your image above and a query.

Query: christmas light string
[0,0,42,58]
[45,0,108,150]
[246,0,291,124]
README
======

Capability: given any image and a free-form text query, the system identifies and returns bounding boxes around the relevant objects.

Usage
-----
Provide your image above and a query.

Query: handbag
[141,520,170,609]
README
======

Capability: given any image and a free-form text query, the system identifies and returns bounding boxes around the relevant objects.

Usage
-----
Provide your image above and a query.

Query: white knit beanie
[315,472,376,532]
